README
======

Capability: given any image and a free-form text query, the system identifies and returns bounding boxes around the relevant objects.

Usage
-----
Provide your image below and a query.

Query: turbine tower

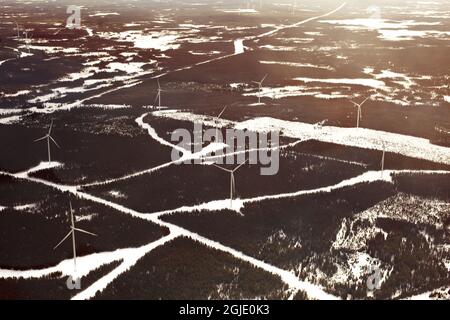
[34,120,60,163]
[154,79,164,108]
[54,201,97,273]
[350,97,369,128]
[252,74,268,104]
[213,160,248,208]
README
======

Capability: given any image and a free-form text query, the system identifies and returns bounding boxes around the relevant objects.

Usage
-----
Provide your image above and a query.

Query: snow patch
[16,162,63,178]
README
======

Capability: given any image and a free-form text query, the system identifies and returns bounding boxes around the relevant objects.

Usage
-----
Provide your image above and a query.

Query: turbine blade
[233,159,248,172]
[53,230,73,250]
[69,201,74,229]
[261,74,268,83]
[73,228,98,237]
[154,92,160,103]
[34,136,47,142]
[48,120,53,135]
[217,106,228,119]
[157,79,161,89]
[49,136,60,148]
[350,101,359,107]
[360,97,370,106]
[213,164,232,173]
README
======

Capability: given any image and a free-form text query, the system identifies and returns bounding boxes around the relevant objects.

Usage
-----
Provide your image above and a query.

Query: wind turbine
[54,201,97,273]
[252,74,268,104]
[34,120,60,163]
[213,160,248,208]
[23,30,32,53]
[15,22,21,39]
[350,97,369,128]
[154,79,164,108]
[314,119,328,130]
[13,23,22,58]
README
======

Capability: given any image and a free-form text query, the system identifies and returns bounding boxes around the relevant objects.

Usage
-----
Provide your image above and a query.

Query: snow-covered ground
[1,104,448,300]
[16,161,63,178]
[152,111,450,165]
[319,18,450,41]
[405,286,450,300]
[0,114,24,124]
[0,145,345,300]
[2,1,448,300]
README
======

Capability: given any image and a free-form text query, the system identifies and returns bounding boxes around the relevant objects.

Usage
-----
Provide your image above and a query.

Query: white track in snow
[1,163,448,300]
[0,155,342,300]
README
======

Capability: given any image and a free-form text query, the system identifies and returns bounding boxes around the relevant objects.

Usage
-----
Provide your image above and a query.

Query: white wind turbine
[54,201,97,273]
[252,74,268,104]
[23,30,33,53]
[350,97,369,128]
[15,22,21,39]
[34,120,60,163]
[13,23,22,58]
[154,79,165,108]
[213,160,248,208]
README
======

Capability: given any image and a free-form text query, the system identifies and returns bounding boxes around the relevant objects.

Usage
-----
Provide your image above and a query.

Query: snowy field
[0,0,449,300]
